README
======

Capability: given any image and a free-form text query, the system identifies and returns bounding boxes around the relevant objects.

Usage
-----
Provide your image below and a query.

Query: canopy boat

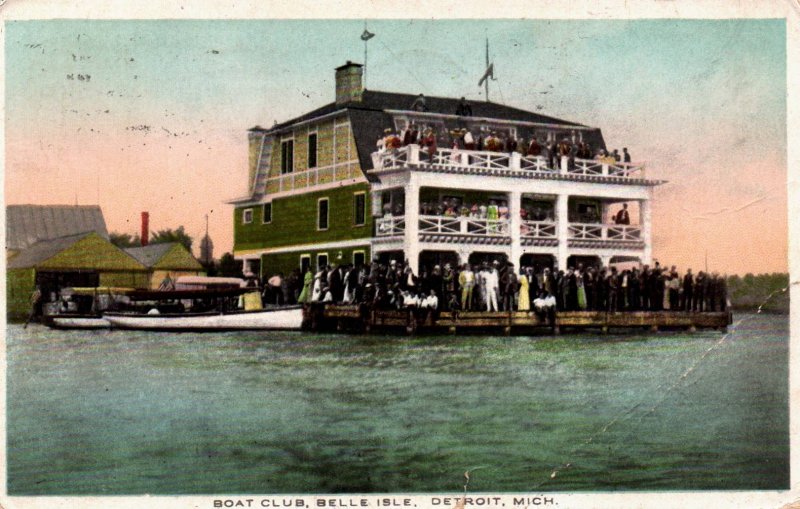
[102,286,304,332]
[42,287,134,330]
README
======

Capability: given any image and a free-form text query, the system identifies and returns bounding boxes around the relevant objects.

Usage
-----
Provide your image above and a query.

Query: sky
[4,19,787,275]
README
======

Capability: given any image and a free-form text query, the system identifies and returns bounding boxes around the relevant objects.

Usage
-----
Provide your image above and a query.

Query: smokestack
[141,212,149,246]
[335,61,363,105]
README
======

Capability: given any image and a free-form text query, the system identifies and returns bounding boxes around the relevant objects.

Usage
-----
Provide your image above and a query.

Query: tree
[150,226,193,252]
[109,231,141,248]
[217,252,243,278]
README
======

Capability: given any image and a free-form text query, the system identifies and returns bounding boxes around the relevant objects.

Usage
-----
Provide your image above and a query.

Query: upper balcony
[370,144,662,186]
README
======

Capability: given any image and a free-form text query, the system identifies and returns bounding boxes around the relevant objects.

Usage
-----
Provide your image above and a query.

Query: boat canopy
[175,276,246,288]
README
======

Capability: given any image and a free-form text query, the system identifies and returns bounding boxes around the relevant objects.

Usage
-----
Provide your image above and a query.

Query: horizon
[5,19,787,276]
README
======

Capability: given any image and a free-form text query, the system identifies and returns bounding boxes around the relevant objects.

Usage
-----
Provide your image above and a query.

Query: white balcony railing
[375,216,405,237]
[521,220,557,239]
[371,145,647,180]
[569,223,642,241]
[419,215,509,236]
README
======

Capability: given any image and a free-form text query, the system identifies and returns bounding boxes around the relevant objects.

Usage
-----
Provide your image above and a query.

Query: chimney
[141,212,149,246]
[335,61,363,105]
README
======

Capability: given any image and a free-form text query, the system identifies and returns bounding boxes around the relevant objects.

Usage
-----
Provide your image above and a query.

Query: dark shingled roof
[264,89,606,180]
[124,243,176,268]
[6,204,108,252]
[7,232,93,269]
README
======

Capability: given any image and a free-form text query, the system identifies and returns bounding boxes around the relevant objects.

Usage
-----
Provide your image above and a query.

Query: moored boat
[103,305,304,332]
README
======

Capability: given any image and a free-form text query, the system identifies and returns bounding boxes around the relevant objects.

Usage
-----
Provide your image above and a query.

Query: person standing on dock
[485,262,500,312]
[682,268,694,311]
[442,263,456,311]
[518,267,531,312]
[459,264,475,311]
[501,263,519,311]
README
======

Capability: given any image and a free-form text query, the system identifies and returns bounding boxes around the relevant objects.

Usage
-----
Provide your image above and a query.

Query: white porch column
[509,189,522,267]
[601,201,611,225]
[403,174,421,274]
[556,194,570,270]
[408,144,420,165]
[641,195,653,265]
[600,254,612,268]
[371,190,383,217]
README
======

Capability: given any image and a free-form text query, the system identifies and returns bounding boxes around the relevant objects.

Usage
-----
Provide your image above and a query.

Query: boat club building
[230,62,663,278]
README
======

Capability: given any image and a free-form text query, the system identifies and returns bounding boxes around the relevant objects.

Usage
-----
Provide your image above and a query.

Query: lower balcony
[375,216,641,249]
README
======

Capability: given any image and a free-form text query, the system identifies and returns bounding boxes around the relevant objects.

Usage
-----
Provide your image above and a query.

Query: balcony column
[403,175,421,274]
[371,190,383,217]
[408,144,420,165]
[509,190,522,267]
[510,152,521,171]
[641,195,653,265]
[600,254,612,268]
[556,194,570,270]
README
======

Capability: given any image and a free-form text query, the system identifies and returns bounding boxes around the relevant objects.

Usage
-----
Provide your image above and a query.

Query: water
[6,313,788,494]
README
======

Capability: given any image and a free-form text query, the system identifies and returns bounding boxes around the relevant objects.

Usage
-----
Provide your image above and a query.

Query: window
[307,133,318,169]
[262,203,272,224]
[353,192,366,226]
[317,253,328,271]
[281,139,294,174]
[300,255,311,274]
[353,251,366,267]
[317,198,329,230]
[242,208,253,224]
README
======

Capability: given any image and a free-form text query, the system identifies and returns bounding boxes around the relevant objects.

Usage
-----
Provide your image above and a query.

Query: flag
[361,29,375,41]
[478,63,494,86]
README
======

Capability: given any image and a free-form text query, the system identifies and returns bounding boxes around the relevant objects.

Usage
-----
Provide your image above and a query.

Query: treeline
[727,273,789,313]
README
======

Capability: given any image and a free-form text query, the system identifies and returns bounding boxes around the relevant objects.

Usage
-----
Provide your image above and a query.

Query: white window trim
[316,252,329,271]
[317,197,330,231]
[353,191,366,227]
[299,254,311,270]
[262,202,272,224]
[280,138,295,174]
[307,132,319,169]
[242,208,253,224]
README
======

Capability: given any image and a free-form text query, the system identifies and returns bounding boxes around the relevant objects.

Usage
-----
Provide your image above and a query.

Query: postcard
[1,1,797,508]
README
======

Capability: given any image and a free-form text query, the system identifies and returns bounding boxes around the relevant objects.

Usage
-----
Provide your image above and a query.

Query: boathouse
[124,243,205,289]
[6,231,148,320]
[230,62,663,278]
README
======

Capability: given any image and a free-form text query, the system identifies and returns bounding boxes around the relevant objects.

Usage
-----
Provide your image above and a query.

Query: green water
[6,314,788,494]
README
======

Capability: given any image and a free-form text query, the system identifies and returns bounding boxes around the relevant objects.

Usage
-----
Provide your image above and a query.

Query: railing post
[408,144,420,165]
[560,156,568,174]
[510,152,521,171]
[371,153,382,171]
[602,164,609,176]
[460,217,468,234]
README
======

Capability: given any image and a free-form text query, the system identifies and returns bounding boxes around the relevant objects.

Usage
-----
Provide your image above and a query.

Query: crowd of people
[262,259,728,323]
[376,96,632,170]
[416,198,555,223]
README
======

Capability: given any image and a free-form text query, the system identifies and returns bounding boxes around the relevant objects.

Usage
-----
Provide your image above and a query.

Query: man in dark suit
[623,147,631,163]
[455,97,472,116]
[614,203,631,225]
[682,268,694,310]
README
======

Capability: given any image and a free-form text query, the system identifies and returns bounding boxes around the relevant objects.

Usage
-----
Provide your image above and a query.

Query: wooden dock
[304,304,733,335]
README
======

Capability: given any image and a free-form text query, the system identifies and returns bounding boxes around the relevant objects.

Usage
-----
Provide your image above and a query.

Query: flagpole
[361,23,375,89]
[484,36,490,101]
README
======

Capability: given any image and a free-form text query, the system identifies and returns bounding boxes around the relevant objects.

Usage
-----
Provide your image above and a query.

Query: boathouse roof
[125,242,203,271]
[7,231,144,271]
[6,204,108,252]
